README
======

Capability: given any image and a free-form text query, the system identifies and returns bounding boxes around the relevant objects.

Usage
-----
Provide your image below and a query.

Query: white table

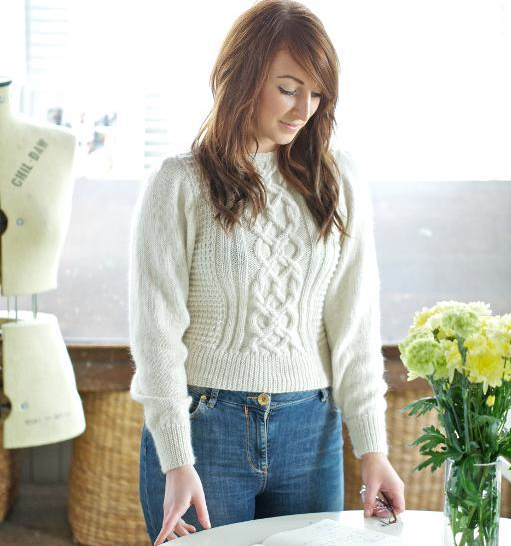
[173,510,511,545]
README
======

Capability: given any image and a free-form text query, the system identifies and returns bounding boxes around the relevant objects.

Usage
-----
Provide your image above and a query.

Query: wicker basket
[0,423,21,521]
[68,391,149,546]
[342,387,511,517]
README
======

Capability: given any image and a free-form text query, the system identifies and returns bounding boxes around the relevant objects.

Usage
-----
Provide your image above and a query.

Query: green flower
[411,301,491,334]
[438,308,480,339]
[399,327,434,356]
[402,338,446,381]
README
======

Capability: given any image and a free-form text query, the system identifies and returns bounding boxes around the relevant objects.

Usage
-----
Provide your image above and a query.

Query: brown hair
[190,0,347,244]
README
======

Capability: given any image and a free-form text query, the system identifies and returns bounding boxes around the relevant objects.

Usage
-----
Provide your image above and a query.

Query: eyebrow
[277,74,305,85]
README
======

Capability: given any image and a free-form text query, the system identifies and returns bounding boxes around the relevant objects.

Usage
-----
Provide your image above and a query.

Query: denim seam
[142,428,157,542]
[261,413,270,491]
[270,392,322,409]
[244,405,267,475]
[189,396,205,419]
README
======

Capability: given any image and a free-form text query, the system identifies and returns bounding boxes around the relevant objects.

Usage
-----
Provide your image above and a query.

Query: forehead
[268,48,314,86]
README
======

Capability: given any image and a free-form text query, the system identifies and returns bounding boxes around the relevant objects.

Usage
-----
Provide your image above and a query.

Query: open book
[248,518,409,546]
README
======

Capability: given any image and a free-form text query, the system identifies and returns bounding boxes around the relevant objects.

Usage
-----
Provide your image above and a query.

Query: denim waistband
[187,384,333,410]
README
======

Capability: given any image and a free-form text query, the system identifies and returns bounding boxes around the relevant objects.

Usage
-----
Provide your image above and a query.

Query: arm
[128,156,197,474]
[323,149,388,458]
[324,150,405,516]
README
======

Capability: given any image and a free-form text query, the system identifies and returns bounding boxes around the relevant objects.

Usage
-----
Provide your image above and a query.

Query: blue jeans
[139,385,343,543]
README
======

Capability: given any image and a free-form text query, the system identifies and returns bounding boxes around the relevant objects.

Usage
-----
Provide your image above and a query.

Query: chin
[274,134,295,144]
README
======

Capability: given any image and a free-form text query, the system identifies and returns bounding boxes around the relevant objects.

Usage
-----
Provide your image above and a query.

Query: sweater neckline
[250,149,277,172]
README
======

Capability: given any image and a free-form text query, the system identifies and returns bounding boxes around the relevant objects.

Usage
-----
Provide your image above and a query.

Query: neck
[0,78,13,123]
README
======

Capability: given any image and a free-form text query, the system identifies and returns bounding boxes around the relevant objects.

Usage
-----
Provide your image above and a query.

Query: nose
[292,95,312,123]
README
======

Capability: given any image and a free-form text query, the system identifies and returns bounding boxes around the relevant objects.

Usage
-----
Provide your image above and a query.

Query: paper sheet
[248,518,409,546]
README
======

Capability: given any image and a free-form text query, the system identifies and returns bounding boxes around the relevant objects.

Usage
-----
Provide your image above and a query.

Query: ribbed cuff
[152,421,196,474]
[346,412,388,459]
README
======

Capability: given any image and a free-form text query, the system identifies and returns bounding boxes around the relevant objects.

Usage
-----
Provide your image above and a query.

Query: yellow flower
[441,339,463,382]
[493,315,511,381]
[464,333,505,393]
[486,395,496,407]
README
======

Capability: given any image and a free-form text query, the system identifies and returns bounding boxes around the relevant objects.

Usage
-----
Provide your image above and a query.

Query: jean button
[257,393,270,406]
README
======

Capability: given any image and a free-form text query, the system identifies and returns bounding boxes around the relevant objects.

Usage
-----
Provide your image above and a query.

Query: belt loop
[320,387,329,403]
[207,388,220,408]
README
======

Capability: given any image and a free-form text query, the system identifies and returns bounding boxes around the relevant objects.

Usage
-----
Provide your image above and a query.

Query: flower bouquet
[398,301,511,546]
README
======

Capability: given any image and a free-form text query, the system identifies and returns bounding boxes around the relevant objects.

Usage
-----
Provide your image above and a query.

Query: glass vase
[443,457,501,546]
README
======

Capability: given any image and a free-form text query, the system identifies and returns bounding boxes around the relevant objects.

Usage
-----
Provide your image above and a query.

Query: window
[3,0,510,182]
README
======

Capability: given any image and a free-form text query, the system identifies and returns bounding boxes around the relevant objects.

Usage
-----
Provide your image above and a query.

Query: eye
[278,86,295,96]
[278,86,322,99]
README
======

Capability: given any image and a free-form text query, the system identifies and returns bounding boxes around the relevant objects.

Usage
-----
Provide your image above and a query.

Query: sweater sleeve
[323,149,388,458]
[128,156,197,473]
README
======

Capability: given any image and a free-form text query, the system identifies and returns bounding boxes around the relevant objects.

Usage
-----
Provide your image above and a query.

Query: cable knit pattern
[128,147,388,474]
[246,171,303,352]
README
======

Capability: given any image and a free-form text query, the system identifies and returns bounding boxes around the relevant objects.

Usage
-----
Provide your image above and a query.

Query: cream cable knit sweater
[128,148,388,474]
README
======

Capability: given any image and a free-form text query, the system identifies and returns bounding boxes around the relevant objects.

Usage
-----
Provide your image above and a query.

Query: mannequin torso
[0,77,76,295]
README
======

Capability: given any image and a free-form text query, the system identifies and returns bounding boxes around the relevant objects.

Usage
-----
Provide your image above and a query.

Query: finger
[387,488,406,514]
[178,517,196,530]
[192,495,211,529]
[364,484,380,517]
[155,506,188,545]
[154,528,177,545]
[174,522,190,536]
[182,521,196,532]
[153,528,166,546]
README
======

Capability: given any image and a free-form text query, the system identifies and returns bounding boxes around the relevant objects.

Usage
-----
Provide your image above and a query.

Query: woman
[128,1,405,543]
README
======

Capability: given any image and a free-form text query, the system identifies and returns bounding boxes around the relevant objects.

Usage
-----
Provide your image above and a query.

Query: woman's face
[251,48,322,152]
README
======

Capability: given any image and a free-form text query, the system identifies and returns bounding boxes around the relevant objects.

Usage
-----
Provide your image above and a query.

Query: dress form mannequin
[0,78,75,294]
[0,77,85,448]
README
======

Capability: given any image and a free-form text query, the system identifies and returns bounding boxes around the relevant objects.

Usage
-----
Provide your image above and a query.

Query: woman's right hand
[153,464,211,544]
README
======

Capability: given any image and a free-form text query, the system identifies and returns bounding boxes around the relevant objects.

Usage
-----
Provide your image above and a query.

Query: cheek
[259,89,290,121]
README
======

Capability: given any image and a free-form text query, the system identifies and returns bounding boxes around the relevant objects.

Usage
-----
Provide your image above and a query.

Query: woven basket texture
[0,423,21,522]
[68,391,149,546]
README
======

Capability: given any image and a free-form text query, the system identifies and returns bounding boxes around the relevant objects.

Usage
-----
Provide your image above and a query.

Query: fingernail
[364,509,370,517]
[205,519,211,529]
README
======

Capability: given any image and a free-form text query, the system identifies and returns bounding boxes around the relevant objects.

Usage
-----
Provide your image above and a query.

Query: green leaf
[411,425,447,452]
[400,397,438,417]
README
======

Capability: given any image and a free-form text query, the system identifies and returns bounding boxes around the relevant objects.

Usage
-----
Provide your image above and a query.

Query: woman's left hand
[360,452,405,518]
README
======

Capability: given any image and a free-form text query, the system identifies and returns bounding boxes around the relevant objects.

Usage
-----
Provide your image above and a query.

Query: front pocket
[188,391,207,419]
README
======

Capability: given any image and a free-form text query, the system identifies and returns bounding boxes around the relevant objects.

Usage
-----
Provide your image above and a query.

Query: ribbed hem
[185,344,332,393]
[345,412,388,459]
[152,422,196,474]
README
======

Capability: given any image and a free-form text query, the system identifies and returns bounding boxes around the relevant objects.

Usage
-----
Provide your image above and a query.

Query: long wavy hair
[190,0,347,244]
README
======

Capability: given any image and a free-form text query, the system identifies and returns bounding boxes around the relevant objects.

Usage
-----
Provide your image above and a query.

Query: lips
[280,121,302,132]
[281,121,299,128]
